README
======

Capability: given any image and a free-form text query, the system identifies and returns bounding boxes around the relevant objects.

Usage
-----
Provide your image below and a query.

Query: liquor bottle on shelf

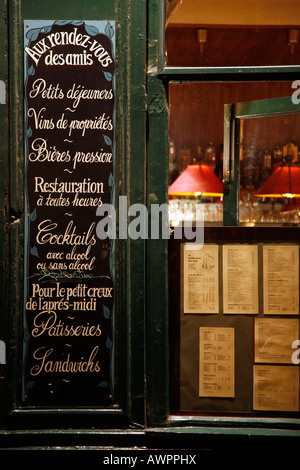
[205,142,216,169]
[261,148,272,181]
[254,148,264,188]
[283,143,297,163]
[191,145,204,164]
[263,148,272,170]
[273,145,283,169]
[244,145,255,189]
[178,146,191,173]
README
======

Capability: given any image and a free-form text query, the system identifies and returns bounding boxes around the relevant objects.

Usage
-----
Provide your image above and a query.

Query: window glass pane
[165,0,300,67]
[239,114,300,226]
[168,81,300,417]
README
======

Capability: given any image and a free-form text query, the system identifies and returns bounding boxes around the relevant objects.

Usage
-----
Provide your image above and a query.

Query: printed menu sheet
[223,244,259,314]
[253,365,299,412]
[263,245,299,315]
[183,244,219,314]
[199,327,235,397]
[254,318,299,364]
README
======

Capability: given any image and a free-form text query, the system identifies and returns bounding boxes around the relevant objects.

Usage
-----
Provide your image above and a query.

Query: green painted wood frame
[0,0,9,426]
[1,0,300,446]
[0,0,148,431]
[146,0,300,439]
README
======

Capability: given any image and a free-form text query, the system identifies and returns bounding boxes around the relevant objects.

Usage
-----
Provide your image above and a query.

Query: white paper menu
[223,244,259,314]
[183,244,219,314]
[263,245,299,315]
[199,327,235,397]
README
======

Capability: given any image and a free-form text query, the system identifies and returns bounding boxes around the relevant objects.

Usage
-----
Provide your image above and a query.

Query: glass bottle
[192,145,203,164]
[205,142,216,169]
[273,145,283,169]
[259,148,272,185]
[245,145,255,189]
[178,146,191,173]
[263,148,272,170]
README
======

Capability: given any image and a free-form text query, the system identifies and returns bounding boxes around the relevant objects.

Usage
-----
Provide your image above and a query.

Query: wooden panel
[166,27,300,67]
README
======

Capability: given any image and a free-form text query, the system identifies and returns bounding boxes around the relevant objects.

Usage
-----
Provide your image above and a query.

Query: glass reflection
[239,115,300,226]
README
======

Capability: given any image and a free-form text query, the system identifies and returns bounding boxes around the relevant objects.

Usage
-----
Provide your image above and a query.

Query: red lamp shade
[255,164,300,198]
[168,164,223,197]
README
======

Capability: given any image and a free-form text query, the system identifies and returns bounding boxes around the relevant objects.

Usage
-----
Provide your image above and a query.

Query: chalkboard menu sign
[23,20,115,405]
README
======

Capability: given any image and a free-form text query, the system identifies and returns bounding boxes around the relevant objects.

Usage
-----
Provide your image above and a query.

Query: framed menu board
[22,20,115,405]
[170,227,300,415]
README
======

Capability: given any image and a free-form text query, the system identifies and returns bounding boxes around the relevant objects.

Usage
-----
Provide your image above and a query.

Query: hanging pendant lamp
[168,164,223,197]
[255,155,300,199]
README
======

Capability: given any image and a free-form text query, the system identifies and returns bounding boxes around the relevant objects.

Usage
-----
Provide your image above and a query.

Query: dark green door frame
[0,0,148,432]
[145,0,300,440]
[0,0,9,427]
[1,0,300,449]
